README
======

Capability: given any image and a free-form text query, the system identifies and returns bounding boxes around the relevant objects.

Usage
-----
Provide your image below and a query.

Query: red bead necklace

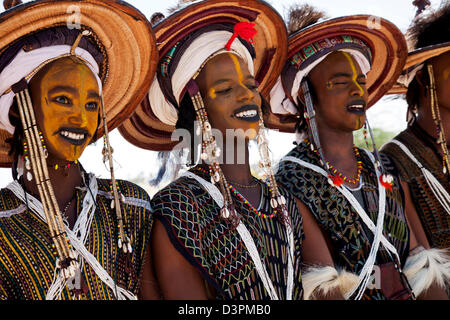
[306,140,363,186]
[192,167,277,219]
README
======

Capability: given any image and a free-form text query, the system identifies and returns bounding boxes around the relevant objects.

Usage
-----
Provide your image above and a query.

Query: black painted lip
[346,99,367,115]
[233,104,260,122]
[233,104,259,116]
[54,127,90,146]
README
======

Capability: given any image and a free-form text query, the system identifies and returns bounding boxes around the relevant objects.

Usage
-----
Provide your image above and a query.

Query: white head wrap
[0,45,102,134]
[149,30,255,126]
[269,49,371,116]
[396,63,424,88]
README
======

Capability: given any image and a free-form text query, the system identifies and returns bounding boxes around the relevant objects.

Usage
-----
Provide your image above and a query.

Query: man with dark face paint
[267,5,449,300]
[0,0,159,300]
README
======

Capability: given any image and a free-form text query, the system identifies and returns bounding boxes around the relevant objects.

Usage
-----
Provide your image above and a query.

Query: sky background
[0,0,446,192]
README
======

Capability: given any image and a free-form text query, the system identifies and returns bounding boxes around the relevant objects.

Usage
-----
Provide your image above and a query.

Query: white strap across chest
[6,176,136,300]
[281,149,400,299]
[388,139,450,215]
[181,171,295,300]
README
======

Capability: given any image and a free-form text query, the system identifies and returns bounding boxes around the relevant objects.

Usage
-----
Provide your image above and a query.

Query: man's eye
[334,81,349,85]
[86,102,98,111]
[215,88,232,94]
[247,83,258,90]
[54,96,71,105]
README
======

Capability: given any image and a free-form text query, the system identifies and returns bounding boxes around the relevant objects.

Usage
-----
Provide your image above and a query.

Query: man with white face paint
[266,5,449,300]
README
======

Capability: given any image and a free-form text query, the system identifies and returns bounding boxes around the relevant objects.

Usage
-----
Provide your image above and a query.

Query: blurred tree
[353,127,398,150]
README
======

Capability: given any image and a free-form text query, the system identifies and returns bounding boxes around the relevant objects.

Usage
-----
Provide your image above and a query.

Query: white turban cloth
[149,30,255,127]
[0,45,102,134]
[269,49,371,116]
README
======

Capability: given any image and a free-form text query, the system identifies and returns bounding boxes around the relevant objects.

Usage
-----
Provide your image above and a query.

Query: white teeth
[349,105,364,110]
[235,109,257,118]
[60,131,85,140]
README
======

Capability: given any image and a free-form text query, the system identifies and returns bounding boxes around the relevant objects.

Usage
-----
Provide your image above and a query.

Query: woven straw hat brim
[264,15,408,133]
[0,0,158,167]
[118,0,288,151]
[388,42,450,94]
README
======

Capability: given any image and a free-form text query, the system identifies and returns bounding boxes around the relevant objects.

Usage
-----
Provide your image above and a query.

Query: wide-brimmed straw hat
[118,0,288,151]
[264,15,408,132]
[388,42,450,94]
[0,0,158,167]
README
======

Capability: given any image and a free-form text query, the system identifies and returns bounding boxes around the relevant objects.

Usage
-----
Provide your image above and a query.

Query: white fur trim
[404,248,450,297]
[302,266,359,300]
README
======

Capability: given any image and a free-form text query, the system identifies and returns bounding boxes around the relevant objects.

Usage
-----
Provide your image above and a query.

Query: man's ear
[415,69,425,87]
[297,86,306,107]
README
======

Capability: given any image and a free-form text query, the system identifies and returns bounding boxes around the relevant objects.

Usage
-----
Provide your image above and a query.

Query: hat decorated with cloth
[0,0,158,167]
[388,1,450,94]
[266,14,408,132]
[389,42,450,94]
[118,0,288,151]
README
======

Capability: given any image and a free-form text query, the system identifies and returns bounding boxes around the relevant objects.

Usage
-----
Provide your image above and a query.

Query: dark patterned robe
[151,168,304,300]
[276,142,411,300]
[381,122,450,249]
[0,175,153,300]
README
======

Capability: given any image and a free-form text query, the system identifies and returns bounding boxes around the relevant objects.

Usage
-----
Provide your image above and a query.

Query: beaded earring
[23,140,32,181]
[38,130,48,159]
[427,64,449,175]
[186,79,241,229]
[256,107,289,226]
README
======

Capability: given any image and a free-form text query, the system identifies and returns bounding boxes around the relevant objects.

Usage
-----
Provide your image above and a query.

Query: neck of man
[315,122,359,182]
[219,138,253,185]
[23,156,83,226]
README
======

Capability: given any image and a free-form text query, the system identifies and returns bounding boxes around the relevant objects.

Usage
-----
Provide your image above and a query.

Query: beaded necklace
[305,139,363,186]
[192,167,278,219]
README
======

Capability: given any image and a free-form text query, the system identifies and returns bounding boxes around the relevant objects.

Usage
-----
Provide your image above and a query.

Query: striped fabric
[382,124,450,249]
[276,142,410,300]
[151,168,304,300]
[0,176,153,300]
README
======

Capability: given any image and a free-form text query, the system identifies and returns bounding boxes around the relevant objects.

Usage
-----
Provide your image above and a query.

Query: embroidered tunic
[151,168,304,300]
[276,142,410,300]
[381,123,450,249]
[0,175,153,300]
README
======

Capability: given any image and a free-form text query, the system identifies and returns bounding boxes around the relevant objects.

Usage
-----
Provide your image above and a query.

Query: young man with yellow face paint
[119,0,304,300]
[30,57,101,163]
[0,0,160,300]
[268,5,449,300]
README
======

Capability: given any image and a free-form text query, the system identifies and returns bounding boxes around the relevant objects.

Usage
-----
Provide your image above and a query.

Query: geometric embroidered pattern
[151,168,305,300]
[382,125,450,249]
[276,142,410,300]
[0,177,153,300]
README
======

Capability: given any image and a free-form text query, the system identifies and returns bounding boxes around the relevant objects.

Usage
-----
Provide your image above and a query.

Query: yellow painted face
[29,57,101,162]
[196,53,261,140]
[431,51,450,111]
[307,51,368,133]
